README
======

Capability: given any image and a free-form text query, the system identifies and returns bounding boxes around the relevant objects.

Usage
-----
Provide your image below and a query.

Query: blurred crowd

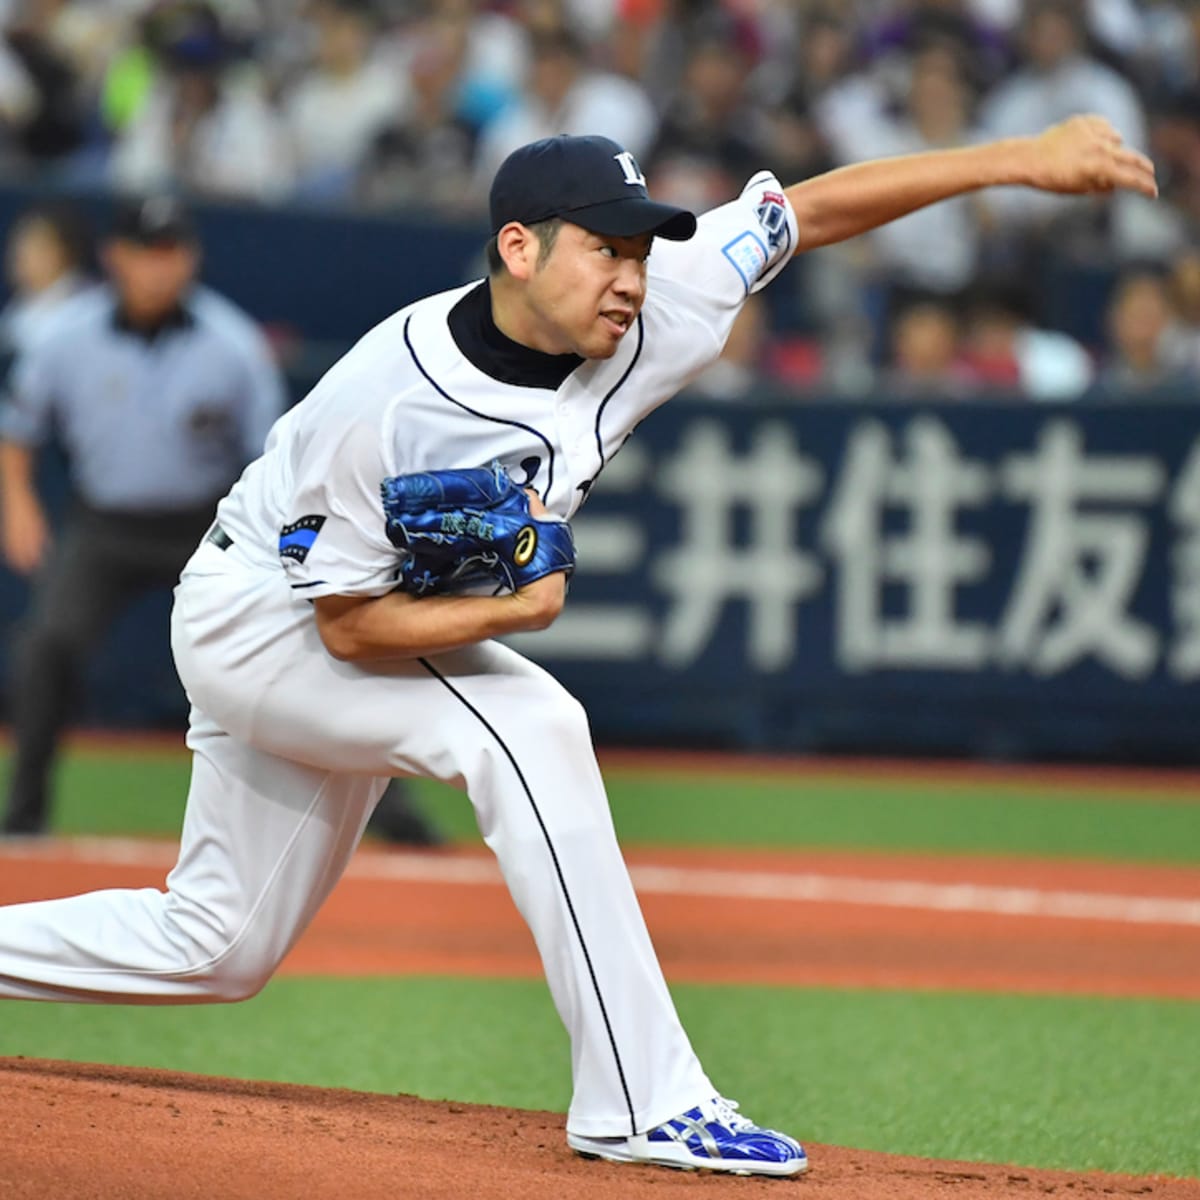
[3,0,1200,399]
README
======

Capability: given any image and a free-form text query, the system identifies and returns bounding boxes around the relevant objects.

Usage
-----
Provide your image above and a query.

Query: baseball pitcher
[0,120,1155,1177]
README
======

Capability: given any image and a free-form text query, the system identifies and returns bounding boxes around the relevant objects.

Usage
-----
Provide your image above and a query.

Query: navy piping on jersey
[403,315,557,501]
[592,313,644,470]
[418,656,639,1137]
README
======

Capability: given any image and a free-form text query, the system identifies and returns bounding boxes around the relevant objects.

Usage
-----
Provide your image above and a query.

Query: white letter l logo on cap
[614,151,646,187]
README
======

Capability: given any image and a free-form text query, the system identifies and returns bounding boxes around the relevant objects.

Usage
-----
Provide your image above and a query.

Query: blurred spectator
[792,6,883,161]
[281,0,409,204]
[983,0,1146,145]
[852,44,989,298]
[108,1,295,202]
[1167,244,1200,366]
[610,0,764,110]
[1127,0,1196,100]
[968,0,1149,61]
[0,194,286,836]
[881,297,975,399]
[437,0,528,132]
[0,38,38,170]
[357,3,483,213]
[858,0,1011,96]
[97,8,164,140]
[41,0,143,105]
[1080,0,1151,65]
[1089,265,1198,397]
[762,71,831,179]
[1,0,1197,405]
[961,286,1095,399]
[0,199,96,363]
[645,13,771,212]
[1,0,87,167]
[762,8,878,351]
[1146,90,1200,233]
[473,25,657,194]
[96,2,264,141]
[978,0,1148,243]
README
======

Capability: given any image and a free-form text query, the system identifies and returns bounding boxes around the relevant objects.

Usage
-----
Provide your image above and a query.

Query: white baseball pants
[0,540,713,1136]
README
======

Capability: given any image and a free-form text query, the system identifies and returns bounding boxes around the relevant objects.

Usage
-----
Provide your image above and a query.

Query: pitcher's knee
[162,895,280,1001]
[200,952,275,1002]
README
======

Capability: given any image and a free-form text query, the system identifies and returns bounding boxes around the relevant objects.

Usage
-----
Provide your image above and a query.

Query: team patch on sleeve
[721,232,770,295]
[721,185,793,293]
[756,189,789,251]
[278,514,327,563]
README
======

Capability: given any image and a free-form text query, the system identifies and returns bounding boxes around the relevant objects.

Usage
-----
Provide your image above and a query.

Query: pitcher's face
[524,223,652,359]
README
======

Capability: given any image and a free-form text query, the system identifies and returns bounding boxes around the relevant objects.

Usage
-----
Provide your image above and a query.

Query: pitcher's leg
[415,651,713,1138]
[174,575,713,1139]
[0,709,385,1002]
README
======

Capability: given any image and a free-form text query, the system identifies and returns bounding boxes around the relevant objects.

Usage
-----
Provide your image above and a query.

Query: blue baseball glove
[380,462,575,596]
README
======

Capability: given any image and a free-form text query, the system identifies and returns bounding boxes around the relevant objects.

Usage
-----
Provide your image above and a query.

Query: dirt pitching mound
[1,1058,1196,1200]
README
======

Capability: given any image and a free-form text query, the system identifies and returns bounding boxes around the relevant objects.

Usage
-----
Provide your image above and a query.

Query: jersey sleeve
[648,171,798,309]
[279,415,402,599]
[632,171,798,393]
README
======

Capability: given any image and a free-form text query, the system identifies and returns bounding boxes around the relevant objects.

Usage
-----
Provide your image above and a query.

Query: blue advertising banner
[1,395,1196,761]
[506,400,1200,762]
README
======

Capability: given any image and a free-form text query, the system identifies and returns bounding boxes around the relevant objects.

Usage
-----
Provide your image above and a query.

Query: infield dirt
[2,1058,1199,1200]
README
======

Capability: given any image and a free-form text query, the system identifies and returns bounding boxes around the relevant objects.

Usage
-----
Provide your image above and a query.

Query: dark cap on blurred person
[110,195,197,246]
[489,135,696,242]
[143,0,237,71]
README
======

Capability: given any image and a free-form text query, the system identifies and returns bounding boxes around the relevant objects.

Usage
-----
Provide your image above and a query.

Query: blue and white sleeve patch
[721,186,793,295]
[721,231,770,296]
[279,514,327,563]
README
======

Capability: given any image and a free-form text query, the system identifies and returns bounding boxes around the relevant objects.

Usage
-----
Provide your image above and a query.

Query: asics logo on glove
[513,525,537,567]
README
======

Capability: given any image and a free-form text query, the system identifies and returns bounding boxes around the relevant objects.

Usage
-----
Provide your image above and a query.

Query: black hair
[486,217,565,275]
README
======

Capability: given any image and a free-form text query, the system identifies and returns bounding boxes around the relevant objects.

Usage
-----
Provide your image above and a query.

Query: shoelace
[707,1096,757,1132]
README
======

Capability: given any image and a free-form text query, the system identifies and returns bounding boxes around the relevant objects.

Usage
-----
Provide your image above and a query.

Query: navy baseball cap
[110,194,197,245]
[489,135,697,242]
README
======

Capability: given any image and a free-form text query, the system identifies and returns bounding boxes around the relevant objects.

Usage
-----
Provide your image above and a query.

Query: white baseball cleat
[568,1095,808,1177]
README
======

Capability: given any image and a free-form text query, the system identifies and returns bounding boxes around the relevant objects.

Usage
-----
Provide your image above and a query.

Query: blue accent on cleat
[568,1096,807,1177]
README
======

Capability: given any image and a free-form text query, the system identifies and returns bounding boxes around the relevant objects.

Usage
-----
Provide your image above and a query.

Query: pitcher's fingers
[1115,145,1156,174]
[523,487,549,517]
[1112,148,1159,196]
[1083,114,1122,144]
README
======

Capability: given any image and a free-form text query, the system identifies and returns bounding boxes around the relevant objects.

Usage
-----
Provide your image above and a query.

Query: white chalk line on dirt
[4,837,1199,928]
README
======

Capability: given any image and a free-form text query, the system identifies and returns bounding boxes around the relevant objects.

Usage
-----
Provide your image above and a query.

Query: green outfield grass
[3,744,1199,1179]
[1,978,1196,1178]
[28,745,1200,863]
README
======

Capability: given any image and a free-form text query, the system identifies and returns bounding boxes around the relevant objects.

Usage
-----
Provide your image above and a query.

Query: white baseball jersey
[212,170,797,597]
[0,174,798,1144]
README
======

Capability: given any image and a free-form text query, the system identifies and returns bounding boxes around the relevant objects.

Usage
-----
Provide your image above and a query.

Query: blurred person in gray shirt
[0,199,97,365]
[0,193,284,836]
[1088,264,1199,399]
